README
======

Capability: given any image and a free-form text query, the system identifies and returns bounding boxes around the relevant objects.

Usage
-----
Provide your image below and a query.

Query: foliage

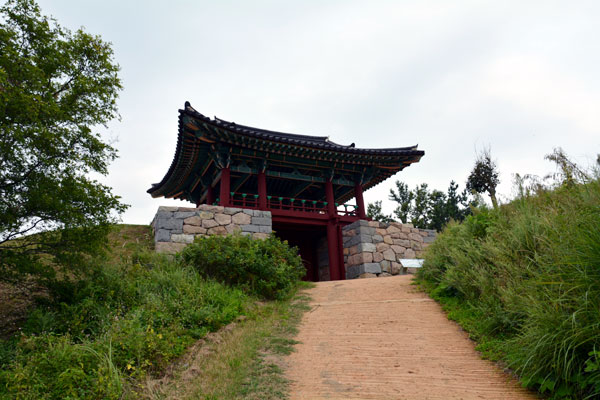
[410,183,430,228]
[0,228,251,399]
[169,284,312,400]
[466,147,500,208]
[0,0,126,286]
[417,158,600,399]
[384,180,471,231]
[366,200,394,223]
[389,181,413,223]
[179,234,305,300]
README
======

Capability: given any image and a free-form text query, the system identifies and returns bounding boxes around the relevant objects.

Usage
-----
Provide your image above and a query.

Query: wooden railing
[221,193,357,217]
[229,192,258,209]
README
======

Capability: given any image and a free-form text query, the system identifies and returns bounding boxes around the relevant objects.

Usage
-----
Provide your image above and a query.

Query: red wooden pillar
[325,180,336,215]
[327,220,340,281]
[219,167,231,206]
[337,224,346,280]
[325,179,340,280]
[258,171,267,209]
[354,182,367,219]
[206,185,215,205]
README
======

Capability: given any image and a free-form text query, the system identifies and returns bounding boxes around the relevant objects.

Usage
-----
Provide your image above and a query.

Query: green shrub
[417,179,600,399]
[0,250,250,399]
[179,234,305,300]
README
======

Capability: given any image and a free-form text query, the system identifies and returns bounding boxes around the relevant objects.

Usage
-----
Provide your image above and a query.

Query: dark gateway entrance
[272,222,326,281]
[148,102,424,281]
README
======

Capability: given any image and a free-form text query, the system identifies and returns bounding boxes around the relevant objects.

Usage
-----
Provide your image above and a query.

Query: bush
[417,179,600,399]
[179,234,305,300]
[0,250,250,399]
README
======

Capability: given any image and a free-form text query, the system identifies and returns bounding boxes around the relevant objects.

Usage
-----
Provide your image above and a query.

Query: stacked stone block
[343,220,436,279]
[151,205,272,253]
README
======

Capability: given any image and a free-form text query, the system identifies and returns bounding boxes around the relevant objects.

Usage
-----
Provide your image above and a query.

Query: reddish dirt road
[285,275,536,399]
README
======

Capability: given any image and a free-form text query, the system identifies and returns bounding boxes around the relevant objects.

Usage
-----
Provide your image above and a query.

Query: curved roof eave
[182,102,423,156]
[148,102,425,198]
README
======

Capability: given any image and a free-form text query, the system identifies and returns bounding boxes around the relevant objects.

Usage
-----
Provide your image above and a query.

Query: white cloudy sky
[37,0,600,224]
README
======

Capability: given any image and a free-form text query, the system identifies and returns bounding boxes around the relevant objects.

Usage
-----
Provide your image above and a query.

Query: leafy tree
[0,0,127,285]
[428,189,447,231]
[410,183,430,228]
[389,181,413,223]
[466,148,500,208]
[446,180,471,221]
[384,180,472,231]
[366,200,394,223]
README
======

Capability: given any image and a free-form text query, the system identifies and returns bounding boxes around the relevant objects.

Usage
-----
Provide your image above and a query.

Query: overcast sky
[37,0,600,224]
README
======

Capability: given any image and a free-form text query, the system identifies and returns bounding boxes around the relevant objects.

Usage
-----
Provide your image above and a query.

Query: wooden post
[327,220,340,281]
[258,171,267,209]
[325,179,340,280]
[337,224,346,280]
[325,180,336,216]
[206,185,215,205]
[354,182,367,219]
[219,167,231,206]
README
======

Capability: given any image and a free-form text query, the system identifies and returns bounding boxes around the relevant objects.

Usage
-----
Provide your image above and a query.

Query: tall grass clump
[418,159,600,399]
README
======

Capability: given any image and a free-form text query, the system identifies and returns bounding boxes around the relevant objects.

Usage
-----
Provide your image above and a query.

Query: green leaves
[383,180,472,231]
[0,0,127,285]
[466,148,500,209]
[366,201,394,223]
[179,234,305,300]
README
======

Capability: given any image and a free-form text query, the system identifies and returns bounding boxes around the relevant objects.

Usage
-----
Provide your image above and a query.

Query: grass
[153,283,312,400]
[0,225,307,400]
[0,225,152,339]
[416,176,600,399]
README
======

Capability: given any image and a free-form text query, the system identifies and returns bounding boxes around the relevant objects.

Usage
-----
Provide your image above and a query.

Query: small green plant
[179,234,305,300]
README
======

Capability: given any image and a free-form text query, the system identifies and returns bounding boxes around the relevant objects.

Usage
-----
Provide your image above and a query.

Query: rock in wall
[151,205,272,253]
[343,220,435,279]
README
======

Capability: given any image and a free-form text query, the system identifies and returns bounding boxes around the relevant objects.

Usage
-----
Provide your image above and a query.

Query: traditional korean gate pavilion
[148,102,424,281]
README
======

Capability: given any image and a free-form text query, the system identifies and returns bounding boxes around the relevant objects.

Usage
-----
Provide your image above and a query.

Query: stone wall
[151,205,272,253]
[151,205,436,280]
[343,220,435,279]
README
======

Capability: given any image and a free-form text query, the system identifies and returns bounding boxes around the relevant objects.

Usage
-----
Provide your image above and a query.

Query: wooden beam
[232,174,251,192]
[212,170,222,187]
[292,181,313,198]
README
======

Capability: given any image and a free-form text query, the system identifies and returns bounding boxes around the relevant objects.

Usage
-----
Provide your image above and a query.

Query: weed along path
[285,275,535,400]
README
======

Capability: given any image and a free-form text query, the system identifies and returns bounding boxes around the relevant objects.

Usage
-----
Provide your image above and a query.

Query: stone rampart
[343,220,435,279]
[151,205,435,280]
[151,205,272,253]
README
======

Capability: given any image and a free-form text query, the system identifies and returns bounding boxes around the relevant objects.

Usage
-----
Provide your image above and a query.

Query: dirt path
[285,275,536,400]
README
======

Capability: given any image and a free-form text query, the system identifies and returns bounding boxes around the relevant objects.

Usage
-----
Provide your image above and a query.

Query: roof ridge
[180,101,421,153]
